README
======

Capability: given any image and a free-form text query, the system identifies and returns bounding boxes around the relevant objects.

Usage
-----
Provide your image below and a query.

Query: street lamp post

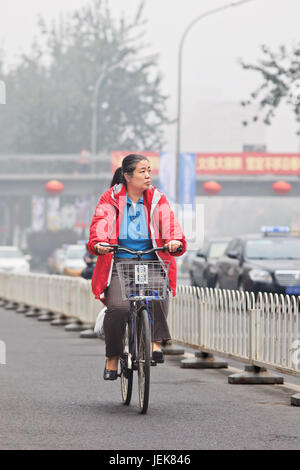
[175,0,256,203]
[91,71,107,159]
[90,62,121,168]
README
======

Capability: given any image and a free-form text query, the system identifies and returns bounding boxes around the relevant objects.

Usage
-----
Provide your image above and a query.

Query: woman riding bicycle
[87,154,186,380]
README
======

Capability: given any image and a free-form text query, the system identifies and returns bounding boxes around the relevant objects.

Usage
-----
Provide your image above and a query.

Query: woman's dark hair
[121,154,150,186]
[110,167,123,187]
[110,154,150,188]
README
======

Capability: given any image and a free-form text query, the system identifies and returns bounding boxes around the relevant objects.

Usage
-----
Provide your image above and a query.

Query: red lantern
[203,181,222,195]
[272,181,291,195]
[45,180,64,195]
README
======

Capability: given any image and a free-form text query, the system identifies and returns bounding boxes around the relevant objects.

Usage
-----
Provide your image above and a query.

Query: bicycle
[99,243,181,414]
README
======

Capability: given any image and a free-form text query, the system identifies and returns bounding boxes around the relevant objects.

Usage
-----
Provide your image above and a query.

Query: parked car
[47,248,66,275]
[62,244,86,276]
[177,251,197,278]
[190,238,230,287]
[0,246,30,273]
[215,227,300,295]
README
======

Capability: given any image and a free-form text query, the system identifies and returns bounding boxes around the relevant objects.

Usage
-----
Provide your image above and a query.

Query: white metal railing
[1,273,300,378]
[169,286,300,378]
[0,272,102,324]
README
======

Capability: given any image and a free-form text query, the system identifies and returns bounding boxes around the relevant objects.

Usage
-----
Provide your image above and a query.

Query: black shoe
[103,363,118,381]
[152,350,164,364]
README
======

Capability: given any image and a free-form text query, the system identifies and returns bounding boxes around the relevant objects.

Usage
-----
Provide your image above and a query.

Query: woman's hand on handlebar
[94,242,112,255]
[165,240,182,253]
[94,241,183,255]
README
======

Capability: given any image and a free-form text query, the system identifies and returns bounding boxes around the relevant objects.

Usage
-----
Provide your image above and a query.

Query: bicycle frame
[127,300,150,370]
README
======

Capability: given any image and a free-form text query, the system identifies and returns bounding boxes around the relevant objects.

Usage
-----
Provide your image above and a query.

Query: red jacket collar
[110,184,157,210]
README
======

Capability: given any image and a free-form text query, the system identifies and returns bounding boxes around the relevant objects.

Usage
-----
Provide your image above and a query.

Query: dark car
[178,250,197,278]
[190,238,230,287]
[215,227,300,296]
[81,244,97,280]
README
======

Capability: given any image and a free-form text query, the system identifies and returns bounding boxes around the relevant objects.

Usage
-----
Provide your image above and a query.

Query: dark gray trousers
[103,260,171,358]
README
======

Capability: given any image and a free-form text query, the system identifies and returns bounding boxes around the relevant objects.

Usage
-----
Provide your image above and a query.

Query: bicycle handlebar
[97,243,182,256]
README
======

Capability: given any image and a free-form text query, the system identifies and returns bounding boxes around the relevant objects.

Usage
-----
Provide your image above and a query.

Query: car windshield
[208,242,228,259]
[66,247,85,259]
[245,238,300,260]
[0,249,23,258]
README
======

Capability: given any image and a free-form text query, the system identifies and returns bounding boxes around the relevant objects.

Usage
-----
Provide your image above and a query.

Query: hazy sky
[1,0,300,152]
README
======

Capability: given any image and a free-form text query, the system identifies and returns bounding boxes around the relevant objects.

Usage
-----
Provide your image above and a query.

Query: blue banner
[179,153,196,207]
[159,152,176,204]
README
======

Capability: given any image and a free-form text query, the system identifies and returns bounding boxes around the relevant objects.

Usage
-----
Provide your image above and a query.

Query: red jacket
[87,183,187,301]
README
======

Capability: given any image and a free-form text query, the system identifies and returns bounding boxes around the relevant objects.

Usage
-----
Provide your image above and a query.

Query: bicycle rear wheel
[137,308,151,414]
[120,320,133,406]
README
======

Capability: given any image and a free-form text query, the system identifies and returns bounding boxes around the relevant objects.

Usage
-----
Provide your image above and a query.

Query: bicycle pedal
[151,360,157,366]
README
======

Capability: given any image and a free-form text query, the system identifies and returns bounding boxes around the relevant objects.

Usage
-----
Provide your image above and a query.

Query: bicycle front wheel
[137,308,151,414]
[120,321,133,406]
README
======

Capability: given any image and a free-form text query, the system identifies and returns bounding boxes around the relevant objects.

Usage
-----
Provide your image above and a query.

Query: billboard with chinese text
[196,153,300,175]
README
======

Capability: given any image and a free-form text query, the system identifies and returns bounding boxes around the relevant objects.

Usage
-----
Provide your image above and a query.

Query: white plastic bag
[94,306,107,338]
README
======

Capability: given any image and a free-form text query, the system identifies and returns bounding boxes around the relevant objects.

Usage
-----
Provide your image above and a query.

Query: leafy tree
[0,0,169,153]
[240,44,300,134]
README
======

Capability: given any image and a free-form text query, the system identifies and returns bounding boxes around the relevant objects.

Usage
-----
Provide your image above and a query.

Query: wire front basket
[116,260,170,301]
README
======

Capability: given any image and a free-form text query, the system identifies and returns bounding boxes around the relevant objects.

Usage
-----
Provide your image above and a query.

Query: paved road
[0,305,300,450]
